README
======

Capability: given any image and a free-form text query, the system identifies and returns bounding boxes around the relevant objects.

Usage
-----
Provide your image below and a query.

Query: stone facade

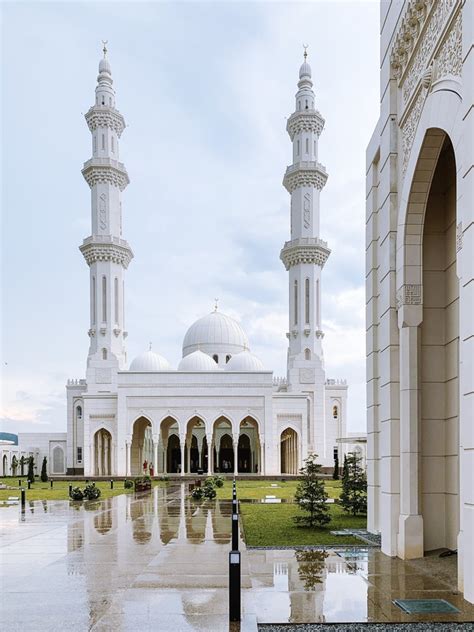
[366,0,473,604]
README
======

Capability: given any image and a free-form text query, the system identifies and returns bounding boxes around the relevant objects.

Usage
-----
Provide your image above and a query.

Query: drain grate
[393,599,460,614]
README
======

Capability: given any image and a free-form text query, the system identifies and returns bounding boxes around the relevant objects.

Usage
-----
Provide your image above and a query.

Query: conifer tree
[294,453,330,528]
[27,456,35,483]
[340,452,367,516]
[332,452,339,480]
[40,457,48,482]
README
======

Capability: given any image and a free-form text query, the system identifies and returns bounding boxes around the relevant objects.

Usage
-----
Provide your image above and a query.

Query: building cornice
[286,110,325,140]
[85,106,126,137]
[280,237,331,270]
[82,157,130,191]
[283,161,328,193]
[79,235,134,268]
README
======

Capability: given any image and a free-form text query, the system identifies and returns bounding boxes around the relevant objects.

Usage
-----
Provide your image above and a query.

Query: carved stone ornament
[88,328,96,337]
[396,284,422,309]
[280,237,331,270]
[85,106,126,137]
[304,328,311,337]
[283,161,328,193]
[299,368,315,384]
[286,110,325,140]
[456,222,463,252]
[99,193,107,230]
[80,241,134,269]
[113,328,121,337]
[82,158,130,191]
[303,192,311,229]
[315,330,325,339]
[100,327,107,336]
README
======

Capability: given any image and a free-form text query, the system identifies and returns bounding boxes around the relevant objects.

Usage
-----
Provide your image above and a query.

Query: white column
[153,437,158,477]
[186,441,191,474]
[179,436,185,476]
[163,440,168,474]
[125,441,131,476]
[398,322,423,559]
[206,434,212,475]
[233,438,238,476]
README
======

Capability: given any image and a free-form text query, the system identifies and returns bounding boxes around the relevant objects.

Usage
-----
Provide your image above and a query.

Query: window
[316,280,320,327]
[76,405,82,420]
[305,99,308,109]
[298,100,301,111]
[304,348,311,360]
[102,276,107,322]
[296,140,300,156]
[111,136,115,153]
[101,97,105,105]
[226,355,231,363]
[333,447,338,460]
[294,280,298,325]
[333,405,338,419]
[109,97,112,106]
[305,138,309,154]
[102,348,108,360]
[114,277,119,324]
[77,447,83,463]
[305,278,310,324]
[101,134,105,150]
[93,136,97,153]
[213,354,218,363]
[314,140,316,156]
[92,276,96,325]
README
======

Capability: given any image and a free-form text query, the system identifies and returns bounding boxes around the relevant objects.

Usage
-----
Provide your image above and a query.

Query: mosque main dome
[182,310,249,360]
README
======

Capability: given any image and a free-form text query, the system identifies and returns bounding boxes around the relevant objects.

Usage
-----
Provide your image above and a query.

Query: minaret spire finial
[102,40,108,58]
[149,341,152,351]
[214,298,219,312]
[303,43,309,61]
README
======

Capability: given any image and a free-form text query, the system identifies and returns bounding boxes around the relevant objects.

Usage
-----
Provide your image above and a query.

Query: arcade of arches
[280,427,299,475]
[127,415,263,476]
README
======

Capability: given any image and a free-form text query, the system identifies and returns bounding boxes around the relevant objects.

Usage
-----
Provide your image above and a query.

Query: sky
[1,0,380,436]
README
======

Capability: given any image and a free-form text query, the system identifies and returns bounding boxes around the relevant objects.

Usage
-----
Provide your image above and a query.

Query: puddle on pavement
[1,483,473,629]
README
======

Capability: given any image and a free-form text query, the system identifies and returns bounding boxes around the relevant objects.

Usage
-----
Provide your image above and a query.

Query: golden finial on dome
[303,43,309,61]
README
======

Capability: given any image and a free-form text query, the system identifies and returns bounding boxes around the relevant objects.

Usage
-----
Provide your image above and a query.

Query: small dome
[299,61,312,79]
[182,311,249,358]
[225,349,265,372]
[99,57,111,74]
[129,350,171,371]
[178,350,219,372]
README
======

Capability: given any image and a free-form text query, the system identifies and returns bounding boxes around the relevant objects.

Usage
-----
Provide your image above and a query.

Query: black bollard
[28,480,31,490]
[229,550,241,622]
[68,484,72,497]
[18,479,21,487]
[232,498,238,514]
[232,512,239,551]
[50,480,53,488]
[110,480,114,489]
[21,488,26,509]
[85,479,89,484]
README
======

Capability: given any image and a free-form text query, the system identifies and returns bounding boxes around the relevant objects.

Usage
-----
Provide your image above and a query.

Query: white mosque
[12,48,358,479]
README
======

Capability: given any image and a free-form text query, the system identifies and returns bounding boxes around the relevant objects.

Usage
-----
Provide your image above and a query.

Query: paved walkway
[0,484,473,631]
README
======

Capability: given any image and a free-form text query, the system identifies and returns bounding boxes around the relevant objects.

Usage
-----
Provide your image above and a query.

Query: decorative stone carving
[85,106,126,137]
[401,87,426,174]
[286,111,325,140]
[95,368,112,384]
[315,330,325,339]
[456,222,463,252]
[82,158,129,191]
[303,192,311,229]
[283,161,328,193]
[99,193,107,230]
[80,241,134,269]
[113,328,121,337]
[304,328,310,337]
[433,12,462,82]
[299,368,315,384]
[421,65,433,89]
[88,328,96,337]
[90,414,115,420]
[280,237,331,270]
[396,284,422,309]
[100,327,107,335]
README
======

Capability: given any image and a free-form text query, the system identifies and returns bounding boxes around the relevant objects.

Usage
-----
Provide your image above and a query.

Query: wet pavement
[0,484,473,631]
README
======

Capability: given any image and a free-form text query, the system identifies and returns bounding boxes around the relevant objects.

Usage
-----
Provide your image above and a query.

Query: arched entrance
[94,430,111,476]
[419,135,459,552]
[131,417,153,476]
[2,454,7,476]
[184,416,206,474]
[167,434,181,473]
[238,417,261,474]
[217,433,234,474]
[237,434,251,473]
[52,445,65,474]
[280,428,298,475]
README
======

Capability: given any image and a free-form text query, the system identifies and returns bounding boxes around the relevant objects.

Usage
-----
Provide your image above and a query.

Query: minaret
[79,44,133,374]
[281,50,330,379]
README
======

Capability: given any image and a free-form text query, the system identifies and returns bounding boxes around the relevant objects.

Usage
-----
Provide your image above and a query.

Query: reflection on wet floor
[1,483,473,631]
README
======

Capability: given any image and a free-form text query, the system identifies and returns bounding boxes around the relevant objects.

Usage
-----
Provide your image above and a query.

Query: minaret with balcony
[280,51,330,453]
[80,44,133,381]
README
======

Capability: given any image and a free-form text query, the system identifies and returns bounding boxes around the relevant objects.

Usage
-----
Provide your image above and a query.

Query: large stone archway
[93,429,112,476]
[280,428,299,475]
[238,417,261,474]
[131,417,153,476]
[397,130,460,560]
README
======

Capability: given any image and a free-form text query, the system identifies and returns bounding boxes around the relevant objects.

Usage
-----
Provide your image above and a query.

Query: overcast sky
[1,0,380,436]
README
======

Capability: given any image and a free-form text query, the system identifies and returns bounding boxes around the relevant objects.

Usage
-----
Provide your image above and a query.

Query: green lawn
[0,478,167,502]
[216,478,342,501]
[240,502,366,546]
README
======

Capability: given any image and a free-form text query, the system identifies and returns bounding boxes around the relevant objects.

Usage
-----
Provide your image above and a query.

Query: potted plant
[134,475,152,492]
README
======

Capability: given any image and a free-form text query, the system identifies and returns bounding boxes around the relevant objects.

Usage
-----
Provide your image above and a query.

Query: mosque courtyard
[1,483,473,631]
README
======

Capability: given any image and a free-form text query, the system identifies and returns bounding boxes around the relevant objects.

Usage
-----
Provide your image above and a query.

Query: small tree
[40,457,48,482]
[340,452,367,516]
[342,454,349,486]
[294,453,330,528]
[27,456,35,483]
[332,451,339,480]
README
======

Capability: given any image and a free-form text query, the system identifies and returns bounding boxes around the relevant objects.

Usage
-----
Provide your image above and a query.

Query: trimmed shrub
[124,479,134,489]
[213,475,224,488]
[27,456,35,483]
[41,457,48,482]
[83,483,101,500]
[191,487,204,500]
[70,486,84,501]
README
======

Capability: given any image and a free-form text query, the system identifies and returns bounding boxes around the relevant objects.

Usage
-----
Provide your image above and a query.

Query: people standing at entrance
[149,462,154,477]
[143,459,148,474]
